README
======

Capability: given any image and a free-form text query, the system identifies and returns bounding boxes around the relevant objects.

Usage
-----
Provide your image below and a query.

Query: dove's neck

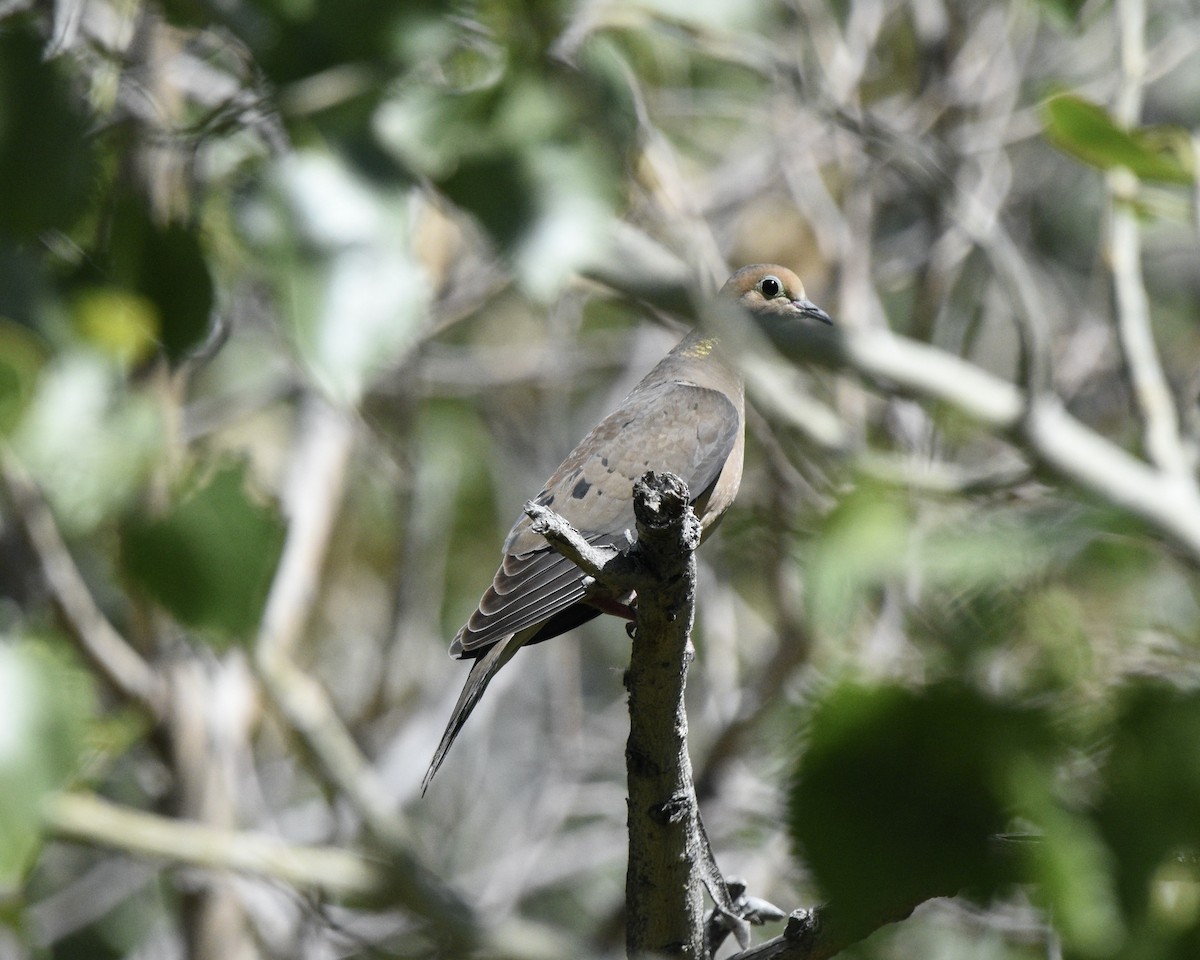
[674,329,721,361]
[667,329,744,399]
[677,328,740,368]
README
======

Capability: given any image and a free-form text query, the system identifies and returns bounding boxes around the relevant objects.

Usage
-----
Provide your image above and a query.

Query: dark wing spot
[535,490,555,506]
[601,457,609,467]
[572,478,592,499]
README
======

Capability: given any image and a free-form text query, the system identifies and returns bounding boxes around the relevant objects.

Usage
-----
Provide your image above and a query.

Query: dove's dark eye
[759,276,782,298]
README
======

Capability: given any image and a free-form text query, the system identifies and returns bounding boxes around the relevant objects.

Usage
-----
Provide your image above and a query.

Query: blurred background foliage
[0,0,1199,957]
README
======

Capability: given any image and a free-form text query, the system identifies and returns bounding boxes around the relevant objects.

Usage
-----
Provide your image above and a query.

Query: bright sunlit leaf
[639,0,766,27]
[71,288,160,368]
[0,640,93,884]
[13,353,162,532]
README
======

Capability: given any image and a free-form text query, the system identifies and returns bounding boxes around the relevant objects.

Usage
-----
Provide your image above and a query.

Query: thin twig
[524,501,632,584]
[0,448,167,718]
[251,396,404,846]
[1108,0,1193,481]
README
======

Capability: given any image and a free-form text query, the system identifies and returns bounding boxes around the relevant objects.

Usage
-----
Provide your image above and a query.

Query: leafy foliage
[1042,94,1194,185]
[789,683,1052,935]
[0,24,97,241]
[121,462,284,637]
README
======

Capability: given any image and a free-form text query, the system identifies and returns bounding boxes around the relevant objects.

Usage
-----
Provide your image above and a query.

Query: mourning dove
[423,264,832,790]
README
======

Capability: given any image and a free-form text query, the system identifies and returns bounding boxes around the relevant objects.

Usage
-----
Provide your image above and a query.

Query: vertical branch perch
[528,472,750,958]
[622,473,706,958]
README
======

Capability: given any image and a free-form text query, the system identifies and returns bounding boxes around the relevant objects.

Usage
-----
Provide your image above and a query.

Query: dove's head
[721,264,833,326]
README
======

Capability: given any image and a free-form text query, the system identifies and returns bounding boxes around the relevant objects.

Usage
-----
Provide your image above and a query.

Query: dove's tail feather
[422,631,526,793]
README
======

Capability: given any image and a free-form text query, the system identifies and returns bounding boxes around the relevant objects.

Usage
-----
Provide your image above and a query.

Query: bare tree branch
[619,473,708,957]
[43,792,394,904]
[751,319,1200,561]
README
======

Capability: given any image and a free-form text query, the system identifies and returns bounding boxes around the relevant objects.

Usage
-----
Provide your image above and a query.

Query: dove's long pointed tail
[422,632,525,793]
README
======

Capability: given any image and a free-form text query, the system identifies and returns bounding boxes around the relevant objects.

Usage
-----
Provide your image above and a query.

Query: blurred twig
[763,319,1200,561]
[0,448,168,718]
[250,395,480,942]
[43,791,395,903]
[1108,0,1195,482]
[256,395,355,665]
[165,655,256,960]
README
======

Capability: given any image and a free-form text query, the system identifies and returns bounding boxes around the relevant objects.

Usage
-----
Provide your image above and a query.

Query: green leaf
[71,289,159,368]
[1098,684,1200,922]
[788,682,1054,941]
[804,485,911,635]
[1041,94,1195,185]
[0,20,97,240]
[1008,757,1124,956]
[101,197,215,365]
[440,152,537,251]
[138,224,216,363]
[121,462,285,639]
[14,353,163,532]
[166,0,438,88]
[0,640,93,884]
[1034,0,1087,25]
[0,321,46,435]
